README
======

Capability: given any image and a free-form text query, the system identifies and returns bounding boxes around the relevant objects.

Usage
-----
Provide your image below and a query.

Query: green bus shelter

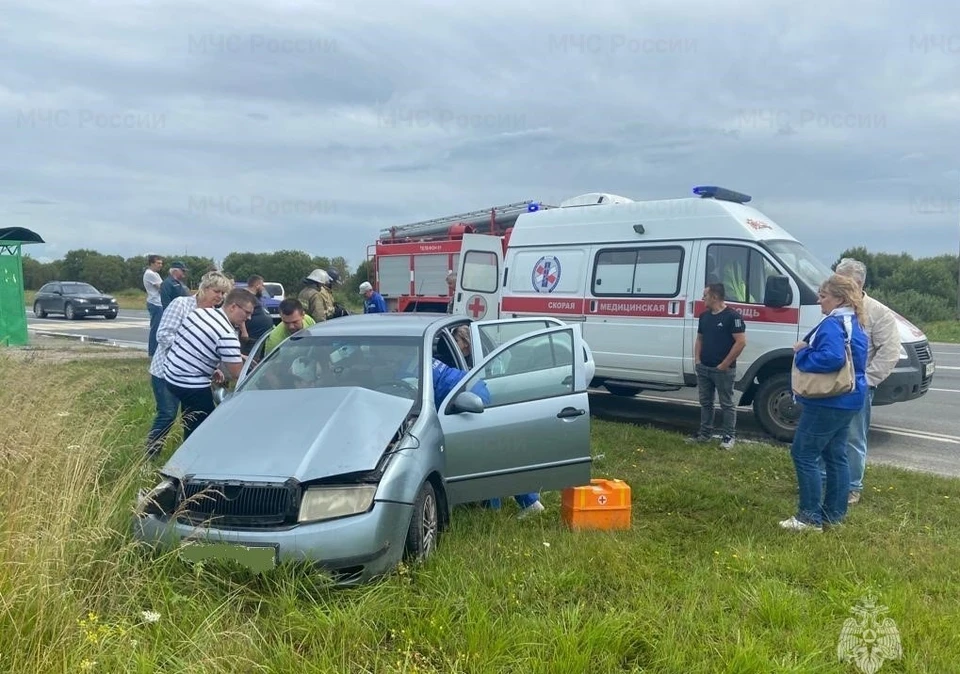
[0,227,45,347]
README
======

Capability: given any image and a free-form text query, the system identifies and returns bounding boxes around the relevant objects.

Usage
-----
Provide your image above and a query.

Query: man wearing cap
[359,281,387,313]
[160,261,189,309]
[299,269,334,323]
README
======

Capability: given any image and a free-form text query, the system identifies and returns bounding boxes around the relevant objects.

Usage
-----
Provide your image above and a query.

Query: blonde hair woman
[780,273,869,532]
[145,271,234,456]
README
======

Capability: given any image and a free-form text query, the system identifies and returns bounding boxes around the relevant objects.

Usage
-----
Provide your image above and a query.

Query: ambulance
[452,186,936,442]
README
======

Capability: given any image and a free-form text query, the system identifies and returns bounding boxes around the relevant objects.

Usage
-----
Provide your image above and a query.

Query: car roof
[299,312,460,338]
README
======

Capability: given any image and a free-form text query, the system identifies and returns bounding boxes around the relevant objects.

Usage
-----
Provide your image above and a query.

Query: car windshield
[63,283,100,295]
[239,335,423,399]
[263,283,283,297]
[765,240,833,292]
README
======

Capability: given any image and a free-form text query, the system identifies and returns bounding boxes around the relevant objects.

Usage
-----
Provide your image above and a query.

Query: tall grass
[2,355,960,672]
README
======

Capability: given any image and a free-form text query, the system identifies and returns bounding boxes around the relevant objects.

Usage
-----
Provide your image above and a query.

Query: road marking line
[929,388,960,393]
[872,425,960,445]
[935,366,960,371]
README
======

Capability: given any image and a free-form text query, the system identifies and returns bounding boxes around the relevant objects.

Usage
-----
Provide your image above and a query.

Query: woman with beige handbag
[779,274,869,532]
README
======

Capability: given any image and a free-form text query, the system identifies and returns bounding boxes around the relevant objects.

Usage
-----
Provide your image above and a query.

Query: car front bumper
[134,500,412,583]
[74,304,118,316]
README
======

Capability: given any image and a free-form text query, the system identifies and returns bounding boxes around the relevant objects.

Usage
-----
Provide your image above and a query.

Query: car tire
[65,303,77,320]
[604,383,641,397]
[753,372,799,443]
[33,301,46,318]
[105,312,118,320]
[404,481,439,563]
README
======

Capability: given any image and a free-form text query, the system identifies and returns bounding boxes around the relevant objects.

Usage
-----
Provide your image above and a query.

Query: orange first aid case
[561,478,632,531]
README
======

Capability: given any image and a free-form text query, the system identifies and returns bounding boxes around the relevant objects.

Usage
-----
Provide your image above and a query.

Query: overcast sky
[3,0,959,270]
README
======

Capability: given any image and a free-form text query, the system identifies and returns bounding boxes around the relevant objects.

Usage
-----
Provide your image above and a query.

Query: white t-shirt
[163,308,243,389]
[143,268,162,306]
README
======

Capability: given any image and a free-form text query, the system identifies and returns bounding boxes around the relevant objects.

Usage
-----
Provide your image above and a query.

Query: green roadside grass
[922,320,960,344]
[1,355,958,673]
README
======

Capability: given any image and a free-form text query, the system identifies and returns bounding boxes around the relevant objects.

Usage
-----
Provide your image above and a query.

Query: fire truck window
[461,251,498,293]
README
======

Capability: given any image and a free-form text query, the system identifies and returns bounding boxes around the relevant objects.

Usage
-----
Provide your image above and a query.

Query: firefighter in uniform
[299,269,334,323]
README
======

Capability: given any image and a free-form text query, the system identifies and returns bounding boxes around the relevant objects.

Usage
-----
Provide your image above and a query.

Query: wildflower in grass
[140,610,161,624]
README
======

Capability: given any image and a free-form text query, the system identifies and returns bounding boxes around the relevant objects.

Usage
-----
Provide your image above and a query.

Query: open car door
[470,317,596,388]
[438,323,592,505]
[215,329,274,405]
[452,233,503,321]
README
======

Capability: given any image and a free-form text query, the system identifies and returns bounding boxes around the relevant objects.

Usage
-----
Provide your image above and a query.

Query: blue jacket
[432,359,491,410]
[794,309,868,410]
[363,292,387,314]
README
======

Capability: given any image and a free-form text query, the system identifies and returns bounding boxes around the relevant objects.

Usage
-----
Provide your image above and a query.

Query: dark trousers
[165,382,215,441]
[146,375,180,455]
[147,303,163,357]
[696,363,737,438]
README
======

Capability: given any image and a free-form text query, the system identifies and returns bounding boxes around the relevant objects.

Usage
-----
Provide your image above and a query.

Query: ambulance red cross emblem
[467,294,487,319]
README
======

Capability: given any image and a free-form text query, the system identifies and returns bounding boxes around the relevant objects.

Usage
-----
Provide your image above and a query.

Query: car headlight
[74,298,87,303]
[135,478,177,517]
[298,485,377,523]
[898,344,908,361]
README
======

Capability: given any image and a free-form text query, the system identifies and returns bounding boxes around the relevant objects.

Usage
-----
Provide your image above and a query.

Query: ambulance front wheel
[753,373,800,443]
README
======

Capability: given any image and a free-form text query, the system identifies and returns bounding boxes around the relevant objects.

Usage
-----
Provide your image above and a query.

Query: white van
[453,186,936,441]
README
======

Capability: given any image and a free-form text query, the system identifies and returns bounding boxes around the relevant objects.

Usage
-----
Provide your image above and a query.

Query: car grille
[912,340,934,393]
[176,479,300,528]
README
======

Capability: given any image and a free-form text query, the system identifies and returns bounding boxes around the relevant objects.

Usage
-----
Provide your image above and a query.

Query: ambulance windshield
[765,240,833,292]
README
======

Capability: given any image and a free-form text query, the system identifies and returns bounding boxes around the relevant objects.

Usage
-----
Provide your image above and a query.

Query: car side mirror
[213,387,232,405]
[764,275,792,308]
[451,391,485,414]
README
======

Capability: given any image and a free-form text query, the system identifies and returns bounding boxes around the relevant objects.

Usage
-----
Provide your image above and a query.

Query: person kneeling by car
[430,358,545,519]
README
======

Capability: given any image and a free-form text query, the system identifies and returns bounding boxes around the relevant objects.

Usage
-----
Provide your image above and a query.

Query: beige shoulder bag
[791,314,855,398]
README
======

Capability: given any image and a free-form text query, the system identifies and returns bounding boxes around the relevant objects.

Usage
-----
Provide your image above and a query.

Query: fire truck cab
[368,200,554,314]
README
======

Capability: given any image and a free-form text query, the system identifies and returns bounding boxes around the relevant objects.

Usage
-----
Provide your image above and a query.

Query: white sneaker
[778,516,822,532]
[517,501,545,520]
[720,435,735,450]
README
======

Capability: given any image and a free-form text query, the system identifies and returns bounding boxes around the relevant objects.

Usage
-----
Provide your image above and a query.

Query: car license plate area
[925,363,935,377]
[96,305,108,310]
[179,541,278,574]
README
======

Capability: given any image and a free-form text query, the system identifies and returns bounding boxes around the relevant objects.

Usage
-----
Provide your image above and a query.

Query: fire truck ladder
[379,200,551,241]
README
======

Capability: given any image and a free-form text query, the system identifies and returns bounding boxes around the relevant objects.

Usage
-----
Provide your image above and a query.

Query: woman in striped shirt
[145,271,233,457]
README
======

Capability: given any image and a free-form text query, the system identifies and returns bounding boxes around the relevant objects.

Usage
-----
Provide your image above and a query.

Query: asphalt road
[25,308,960,477]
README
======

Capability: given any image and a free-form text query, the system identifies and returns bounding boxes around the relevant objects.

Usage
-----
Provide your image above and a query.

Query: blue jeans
[147,303,163,357]
[818,387,873,491]
[791,404,857,526]
[146,375,180,454]
[483,493,540,510]
[847,387,874,491]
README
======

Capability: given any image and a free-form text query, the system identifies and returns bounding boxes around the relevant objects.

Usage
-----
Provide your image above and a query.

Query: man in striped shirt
[163,288,256,440]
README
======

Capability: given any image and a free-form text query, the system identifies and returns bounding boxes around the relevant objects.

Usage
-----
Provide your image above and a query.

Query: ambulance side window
[592,246,684,297]
[706,244,780,305]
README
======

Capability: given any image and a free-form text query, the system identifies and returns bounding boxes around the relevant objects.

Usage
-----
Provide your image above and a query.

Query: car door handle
[561,375,573,386]
[557,407,585,419]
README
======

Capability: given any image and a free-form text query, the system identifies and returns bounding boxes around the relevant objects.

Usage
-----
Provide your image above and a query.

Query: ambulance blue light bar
[692,186,752,204]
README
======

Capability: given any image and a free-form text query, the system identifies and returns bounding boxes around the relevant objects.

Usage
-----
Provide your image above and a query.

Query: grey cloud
[2,0,960,267]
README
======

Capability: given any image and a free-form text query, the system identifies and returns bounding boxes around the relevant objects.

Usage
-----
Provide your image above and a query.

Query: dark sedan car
[32,281,119,320]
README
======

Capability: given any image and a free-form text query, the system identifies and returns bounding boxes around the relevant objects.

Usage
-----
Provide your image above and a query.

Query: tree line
[834,248,958,324]
[21,249,373,303]
[19,246,958,324]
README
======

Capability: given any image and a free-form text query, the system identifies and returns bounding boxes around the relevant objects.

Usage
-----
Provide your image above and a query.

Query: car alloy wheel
[404,481,438,562]
[65,303,76,320]
[33,302,45,318]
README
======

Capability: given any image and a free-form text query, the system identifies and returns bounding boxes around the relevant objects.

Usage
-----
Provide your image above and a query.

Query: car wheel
[64,303,77,320]
[404,481,438,562]
[33,301,46,318]
[604,383,641,397]
[753,372,799,443]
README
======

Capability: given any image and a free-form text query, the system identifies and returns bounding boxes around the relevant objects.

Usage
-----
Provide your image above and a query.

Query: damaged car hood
[162,387,415,482]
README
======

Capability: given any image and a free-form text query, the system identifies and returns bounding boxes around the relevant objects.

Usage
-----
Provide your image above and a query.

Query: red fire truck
[367,200,554,312]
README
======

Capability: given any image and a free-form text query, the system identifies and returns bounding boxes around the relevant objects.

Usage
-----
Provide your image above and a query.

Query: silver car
[134,313,595,584]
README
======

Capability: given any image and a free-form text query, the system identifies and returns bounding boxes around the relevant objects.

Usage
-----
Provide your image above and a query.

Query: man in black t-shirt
[689,283,746,449]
